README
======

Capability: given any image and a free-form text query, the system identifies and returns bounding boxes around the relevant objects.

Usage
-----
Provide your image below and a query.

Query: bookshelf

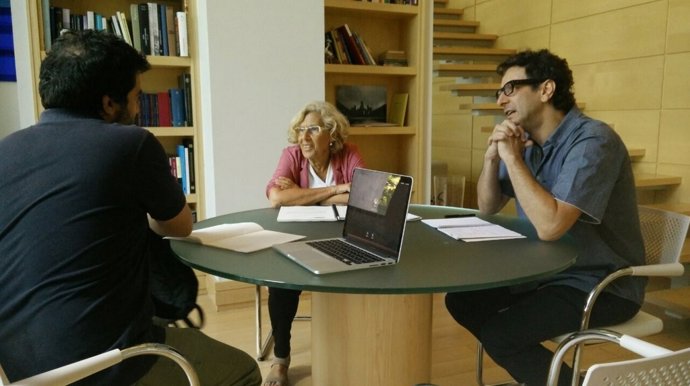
[324,0,430,203]
[26,0,204,220]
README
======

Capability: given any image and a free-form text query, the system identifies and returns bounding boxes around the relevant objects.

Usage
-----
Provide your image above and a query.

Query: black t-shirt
[0,109,187,385]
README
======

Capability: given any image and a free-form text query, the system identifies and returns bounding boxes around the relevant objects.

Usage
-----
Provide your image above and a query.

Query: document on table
[277,205,422,222]
[166,223,305,253]
[277,205,346,222]
[422,217,525,242]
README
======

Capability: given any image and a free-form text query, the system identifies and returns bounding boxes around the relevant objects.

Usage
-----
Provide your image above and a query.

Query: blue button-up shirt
[498,108,646,304]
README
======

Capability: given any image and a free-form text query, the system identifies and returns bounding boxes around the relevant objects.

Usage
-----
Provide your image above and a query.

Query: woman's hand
[275,176,297,190]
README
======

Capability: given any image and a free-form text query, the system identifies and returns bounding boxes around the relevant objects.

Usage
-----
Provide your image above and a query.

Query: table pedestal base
[311,292,433,386]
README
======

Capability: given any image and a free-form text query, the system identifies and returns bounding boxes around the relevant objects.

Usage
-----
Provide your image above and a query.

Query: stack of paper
[422,216,525,242]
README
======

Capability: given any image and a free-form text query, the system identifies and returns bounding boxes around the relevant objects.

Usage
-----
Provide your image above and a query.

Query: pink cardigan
[265,143,365,197]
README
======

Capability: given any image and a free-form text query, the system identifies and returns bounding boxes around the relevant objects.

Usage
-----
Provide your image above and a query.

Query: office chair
[476,205,690,386]
[548,329,690,386]
[255,285,311,361]
[0,343,200,386]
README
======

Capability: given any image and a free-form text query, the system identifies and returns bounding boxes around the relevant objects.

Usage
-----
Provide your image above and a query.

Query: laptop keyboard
[307,239,385,265]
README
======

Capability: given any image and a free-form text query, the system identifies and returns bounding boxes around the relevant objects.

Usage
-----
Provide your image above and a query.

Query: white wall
[0,82,19,138]
[196,1,324,217]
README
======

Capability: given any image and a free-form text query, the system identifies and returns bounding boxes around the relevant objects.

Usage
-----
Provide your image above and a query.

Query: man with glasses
[445,49,645,386]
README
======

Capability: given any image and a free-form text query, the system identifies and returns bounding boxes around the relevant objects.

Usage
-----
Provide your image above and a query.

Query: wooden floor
[198,292,690,385]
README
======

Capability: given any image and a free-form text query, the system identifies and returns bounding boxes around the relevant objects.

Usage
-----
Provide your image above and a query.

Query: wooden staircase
[431,1,683,193]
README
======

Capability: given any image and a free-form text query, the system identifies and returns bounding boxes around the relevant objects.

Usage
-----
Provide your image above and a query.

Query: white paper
[423,216,525,242]
[167,222,304,253]
[277,206,344,222]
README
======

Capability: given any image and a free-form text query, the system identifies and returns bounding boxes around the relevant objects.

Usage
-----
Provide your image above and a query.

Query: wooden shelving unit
[324,0,429,203]
[27,0,204,220]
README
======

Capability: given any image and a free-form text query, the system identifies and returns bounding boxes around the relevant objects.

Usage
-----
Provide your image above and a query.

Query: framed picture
[335,85,386,125]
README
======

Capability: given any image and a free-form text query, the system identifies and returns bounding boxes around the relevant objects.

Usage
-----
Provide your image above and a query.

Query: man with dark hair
[445,49,645,385]
[0,30,261,385]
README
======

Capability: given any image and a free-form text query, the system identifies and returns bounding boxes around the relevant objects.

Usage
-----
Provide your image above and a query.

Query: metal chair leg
[256,285,274,361]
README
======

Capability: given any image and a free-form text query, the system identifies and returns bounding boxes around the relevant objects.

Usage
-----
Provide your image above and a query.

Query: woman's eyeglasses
[495,79,544,99]
[296,125,324,136]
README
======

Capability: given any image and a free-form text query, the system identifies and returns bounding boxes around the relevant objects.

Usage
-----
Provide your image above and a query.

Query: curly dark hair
[497,49,576,113]
[39,30,150,115]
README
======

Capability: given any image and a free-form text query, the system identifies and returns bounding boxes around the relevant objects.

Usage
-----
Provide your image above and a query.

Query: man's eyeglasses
[296,125,324,136]
[495,79,544,99]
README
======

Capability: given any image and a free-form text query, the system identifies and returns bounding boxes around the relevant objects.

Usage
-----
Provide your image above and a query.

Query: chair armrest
[619,334,672,357]
[631,262,684,277]
[8,350,122,386]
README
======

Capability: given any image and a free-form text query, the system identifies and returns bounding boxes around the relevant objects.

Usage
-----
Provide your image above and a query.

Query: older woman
[264,101,365,386]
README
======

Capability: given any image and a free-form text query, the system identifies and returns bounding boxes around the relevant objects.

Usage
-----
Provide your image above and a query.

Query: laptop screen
[343,168,413,257]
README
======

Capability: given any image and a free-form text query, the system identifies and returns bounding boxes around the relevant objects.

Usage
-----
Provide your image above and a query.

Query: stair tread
[435,46,516,55]
[634,173,682,189]
[434,19,479,28]
[643,202,690,216]
[434,8,464,16]
[440,82,500,91]
[434,31,498,41]
[434,63,497,72]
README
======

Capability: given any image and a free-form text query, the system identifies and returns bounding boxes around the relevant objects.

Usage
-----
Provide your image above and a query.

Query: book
[147,2,160,55]
[137,3,151,55]
[130,4,142,52]
[117,11,132,45]
[169,88,186,127]
[158,4,168,55]
[178,73,193,125]
[352,31,376,66]
[167,223,305,253]
[336,24,365,65]
[165,5,178,56]
[277,205,347,222]
[183,138,196,193]
[157,91,172,127]
[177,144,188,194]
[175,11,189,57]
[388,93,408,126]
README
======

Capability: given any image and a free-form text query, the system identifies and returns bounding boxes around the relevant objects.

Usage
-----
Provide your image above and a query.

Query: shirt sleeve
[265,147,302,197]
[134,132,187,221]
[551,130,627,224]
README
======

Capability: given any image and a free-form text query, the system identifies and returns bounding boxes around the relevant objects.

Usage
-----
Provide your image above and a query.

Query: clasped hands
[486,120,534,162]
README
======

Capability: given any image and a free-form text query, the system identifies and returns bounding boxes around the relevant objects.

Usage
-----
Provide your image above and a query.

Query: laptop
[273,168,413,274]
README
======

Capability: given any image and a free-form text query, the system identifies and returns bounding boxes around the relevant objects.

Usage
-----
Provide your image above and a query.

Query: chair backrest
[582,346,690,386]
[638,206,690,265]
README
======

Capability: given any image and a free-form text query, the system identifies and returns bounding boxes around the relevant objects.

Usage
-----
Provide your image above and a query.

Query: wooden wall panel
[550,2,667,65]
[655,163,690,203]
[475,0,551,36]
[551,0,654,23]
[570,56,664,111]
[667,0,690,53]
[494,27,550,51]
[433,114,472,146]
[659,110,690,166]
[587,110,661,162]
[662,53,690,109]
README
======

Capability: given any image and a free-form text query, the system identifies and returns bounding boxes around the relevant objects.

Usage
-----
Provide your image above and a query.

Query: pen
[444,214,476,218]
[332,204,342,221]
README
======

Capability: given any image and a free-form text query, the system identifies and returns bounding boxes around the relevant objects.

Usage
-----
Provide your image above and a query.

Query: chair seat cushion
[551,311,663,344]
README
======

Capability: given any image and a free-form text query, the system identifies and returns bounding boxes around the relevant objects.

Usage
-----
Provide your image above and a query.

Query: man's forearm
[477,157,507,214]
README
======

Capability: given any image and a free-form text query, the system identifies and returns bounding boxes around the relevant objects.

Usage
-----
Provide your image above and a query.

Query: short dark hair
[39,30,150,115]
[497,49,576,113]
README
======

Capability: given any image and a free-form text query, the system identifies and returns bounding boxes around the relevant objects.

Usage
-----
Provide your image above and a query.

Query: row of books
[325,24,376,66]
[169,140,196,195]
[41,1,188,57]
[137,73,193,127]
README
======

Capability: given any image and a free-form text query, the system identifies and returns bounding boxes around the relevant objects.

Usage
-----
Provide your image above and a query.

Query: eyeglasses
[495,79,544,99]
[295,125,324,136]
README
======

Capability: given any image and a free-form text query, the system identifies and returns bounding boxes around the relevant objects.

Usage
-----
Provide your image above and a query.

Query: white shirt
[308,163,335,188]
